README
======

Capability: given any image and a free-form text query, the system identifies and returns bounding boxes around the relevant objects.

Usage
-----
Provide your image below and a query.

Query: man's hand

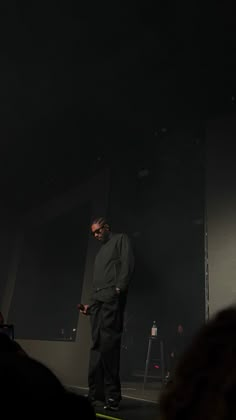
[77,304,90,315]
[170,352,175,358]
[115,288,121,295]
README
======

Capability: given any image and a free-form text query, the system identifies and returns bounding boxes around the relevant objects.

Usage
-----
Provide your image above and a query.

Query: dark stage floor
[95,398,159,420]
[69,388,159,420]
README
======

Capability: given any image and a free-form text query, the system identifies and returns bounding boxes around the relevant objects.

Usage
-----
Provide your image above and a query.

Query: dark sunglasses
[91,225,105,236]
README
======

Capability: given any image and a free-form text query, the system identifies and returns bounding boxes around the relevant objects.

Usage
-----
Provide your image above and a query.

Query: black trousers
[88,294,126,402]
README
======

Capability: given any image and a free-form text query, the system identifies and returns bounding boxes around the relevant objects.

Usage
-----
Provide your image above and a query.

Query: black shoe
[104,398,120,411]
[86,396,105,407]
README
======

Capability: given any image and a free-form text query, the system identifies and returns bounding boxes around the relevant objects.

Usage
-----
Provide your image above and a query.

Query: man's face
[91,222,110,243]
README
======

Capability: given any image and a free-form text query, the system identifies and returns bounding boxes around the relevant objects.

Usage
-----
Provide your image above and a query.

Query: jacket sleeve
[116,234,135,291]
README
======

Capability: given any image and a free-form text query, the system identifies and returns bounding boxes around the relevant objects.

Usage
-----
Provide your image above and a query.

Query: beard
[100,230,111,243]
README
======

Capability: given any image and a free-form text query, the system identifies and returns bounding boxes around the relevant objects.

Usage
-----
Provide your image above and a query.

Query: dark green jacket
[91,233,134,302]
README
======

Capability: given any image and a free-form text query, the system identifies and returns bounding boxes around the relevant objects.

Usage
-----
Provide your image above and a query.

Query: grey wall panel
[207,115,236,316]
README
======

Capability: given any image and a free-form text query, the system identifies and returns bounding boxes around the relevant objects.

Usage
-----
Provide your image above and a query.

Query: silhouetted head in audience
[0,333,26,355]
[160,306,236,420]
[0,353,95,418]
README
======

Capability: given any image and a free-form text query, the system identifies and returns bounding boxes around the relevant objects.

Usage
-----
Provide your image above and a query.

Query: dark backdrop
[109,132,205,378]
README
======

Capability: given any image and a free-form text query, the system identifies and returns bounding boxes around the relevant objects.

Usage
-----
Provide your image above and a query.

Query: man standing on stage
[79,217,134,411]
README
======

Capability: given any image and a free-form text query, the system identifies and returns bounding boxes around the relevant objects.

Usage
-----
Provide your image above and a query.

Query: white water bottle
[151,321,157,337]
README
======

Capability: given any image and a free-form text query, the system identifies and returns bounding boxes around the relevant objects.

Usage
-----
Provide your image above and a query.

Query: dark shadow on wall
[8,201,91,341]
[0,220,15,313]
